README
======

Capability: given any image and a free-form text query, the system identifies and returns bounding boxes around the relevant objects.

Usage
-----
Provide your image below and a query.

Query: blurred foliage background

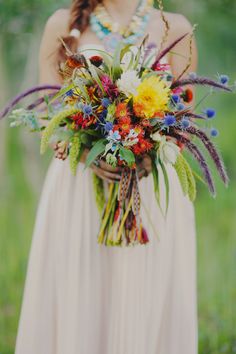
[0,0,236,353]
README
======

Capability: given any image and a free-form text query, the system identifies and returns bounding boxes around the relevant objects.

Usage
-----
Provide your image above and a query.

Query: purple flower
[104,121,113,132]
[164,114,176,126]
[205,108,216,119]
[210,128,219,137]
[83,104,93,116]
[219,75,229,85]
[172,94,180,104]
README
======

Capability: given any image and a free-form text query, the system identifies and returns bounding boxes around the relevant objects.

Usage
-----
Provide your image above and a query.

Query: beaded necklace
[90,0,153,53]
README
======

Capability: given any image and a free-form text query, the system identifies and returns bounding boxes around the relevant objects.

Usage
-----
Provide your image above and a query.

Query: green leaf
[49,83,74,104]
[112,42,124,80]
[159,159,170,215]
[119,147,135,166]
[151,158,161,207]
[85,139,107,168]
[89,65,105,94]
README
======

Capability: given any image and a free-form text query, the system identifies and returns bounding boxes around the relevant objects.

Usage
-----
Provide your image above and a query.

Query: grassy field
[0,2,236,353]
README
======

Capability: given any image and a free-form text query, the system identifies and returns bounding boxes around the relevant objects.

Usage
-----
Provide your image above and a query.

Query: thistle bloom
[104,121,113,132]
[133,76,170,118]
[164,114,176,126]
[83,104,93,116]
[219,74,229,85]
[205,108,216,119]
[210,128,219,137]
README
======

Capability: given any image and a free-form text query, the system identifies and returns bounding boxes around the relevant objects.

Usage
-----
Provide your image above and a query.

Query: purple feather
[0,85,61,120]
[186,126,229,185]
[169,131,216,196]
[152,33,188,69]
[171,77,232,92]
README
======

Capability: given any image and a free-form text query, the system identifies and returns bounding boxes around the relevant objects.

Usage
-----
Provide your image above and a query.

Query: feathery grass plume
[186,126,229,186]
[40,107,79,154]
[169,131,216,196]
[171,76,232,92]
[181,155,197,201]
[69,136,81,175]
[152,33,188,69]
[92,173,106,215]
[0,85,61,120]
[156,0,170,53]
[174,154,188,195]
[176,24,197,81]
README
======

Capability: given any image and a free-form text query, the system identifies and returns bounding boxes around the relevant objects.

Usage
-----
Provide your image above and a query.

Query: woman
[15,0,198,353]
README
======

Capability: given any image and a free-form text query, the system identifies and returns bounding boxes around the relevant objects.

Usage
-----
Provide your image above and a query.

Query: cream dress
[15,44,198,354]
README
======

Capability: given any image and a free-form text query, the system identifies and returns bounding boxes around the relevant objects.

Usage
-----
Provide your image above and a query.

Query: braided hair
[58,0,102,62]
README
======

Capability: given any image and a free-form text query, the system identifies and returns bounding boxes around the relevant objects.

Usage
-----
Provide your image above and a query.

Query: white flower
[151,132,162,142]
[117,70,141,97]
[159,139,180,165]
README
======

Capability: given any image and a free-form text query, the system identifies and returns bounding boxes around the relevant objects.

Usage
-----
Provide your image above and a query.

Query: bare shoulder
[150,8,193,42]
[44,8,70,38]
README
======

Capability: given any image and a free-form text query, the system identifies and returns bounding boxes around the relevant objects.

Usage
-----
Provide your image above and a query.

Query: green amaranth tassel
[174,154,196,202]
[69,136,81,175]
[174,154,188,196]
[92,173,106,215]
[40,106,79,154]
[181,155,197,202]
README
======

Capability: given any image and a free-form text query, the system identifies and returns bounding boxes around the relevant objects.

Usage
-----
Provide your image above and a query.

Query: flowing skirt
[15,157,198,354]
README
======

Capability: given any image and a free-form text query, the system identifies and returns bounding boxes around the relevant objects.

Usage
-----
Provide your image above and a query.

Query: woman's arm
[169,14,198,80]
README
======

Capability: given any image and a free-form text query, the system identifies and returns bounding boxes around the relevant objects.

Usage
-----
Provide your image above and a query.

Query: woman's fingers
[98,160,122,173]
[91,164,121,182]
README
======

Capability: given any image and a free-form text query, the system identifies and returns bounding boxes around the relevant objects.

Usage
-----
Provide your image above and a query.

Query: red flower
[89,55,103,67]
[117,116,131,134]
[132,138,153,155]
[181,88,194,103]
[152,63,171,72]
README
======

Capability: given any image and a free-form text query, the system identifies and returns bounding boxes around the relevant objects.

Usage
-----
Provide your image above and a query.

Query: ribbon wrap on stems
[97,168,149,247]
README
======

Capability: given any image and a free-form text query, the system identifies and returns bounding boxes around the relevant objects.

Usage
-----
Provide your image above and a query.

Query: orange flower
[115,102,130,119]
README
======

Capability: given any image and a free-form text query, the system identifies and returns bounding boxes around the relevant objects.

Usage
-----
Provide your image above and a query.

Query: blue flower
[181,118,190,129]
[104,121,113,132]
[164,114,176,126]
[177,103,185,111]
[83,104,93,116]
[108,130,121,141]
[219,74,229,85]
[101,98,111,108]
[210,128,219,137]
[172,94,180,104]
[205,108,216,119]
[65,89,74,97]
[189,72,197,79]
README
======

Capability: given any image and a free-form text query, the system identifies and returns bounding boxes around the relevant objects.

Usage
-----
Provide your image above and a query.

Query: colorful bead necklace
[90,0,153,53]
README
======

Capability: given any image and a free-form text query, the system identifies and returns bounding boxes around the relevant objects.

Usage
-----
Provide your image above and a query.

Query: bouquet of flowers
[1,34,232,247]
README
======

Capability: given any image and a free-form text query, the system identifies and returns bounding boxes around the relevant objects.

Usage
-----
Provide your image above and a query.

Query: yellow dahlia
[133,76,170,118]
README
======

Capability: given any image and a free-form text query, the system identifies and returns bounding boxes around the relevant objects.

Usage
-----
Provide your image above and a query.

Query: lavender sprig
[186,126,229,185]
[171,77,232,92]
[169,131,216,196]
[151,33,188,69]
[0,85,61,120]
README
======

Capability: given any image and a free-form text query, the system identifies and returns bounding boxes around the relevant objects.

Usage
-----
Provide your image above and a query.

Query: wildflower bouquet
[1,34,232,246]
